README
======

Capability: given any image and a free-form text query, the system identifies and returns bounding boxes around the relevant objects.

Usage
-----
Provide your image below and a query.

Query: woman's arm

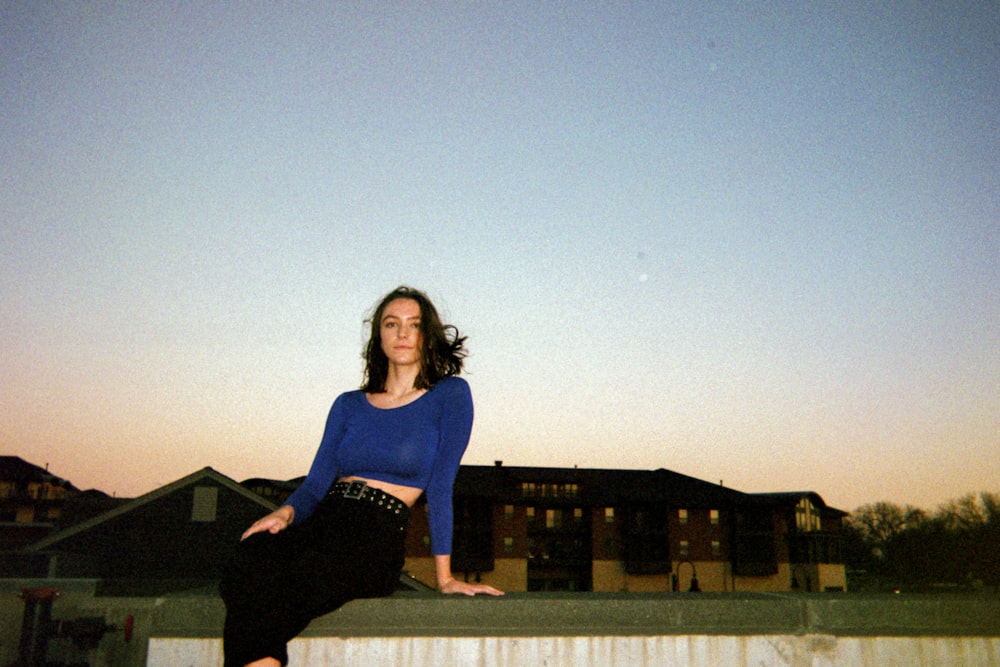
[435,554,504,596]
[240,504,295,541]
[241,397,343,540]
[427,379,501,596]
[424,378,474,555]
[282,395,349,525]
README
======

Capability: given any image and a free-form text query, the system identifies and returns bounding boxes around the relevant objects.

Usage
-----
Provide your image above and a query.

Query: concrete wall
[148,592,1000,666]
[4,581,998,667]
[150,635,1000,667]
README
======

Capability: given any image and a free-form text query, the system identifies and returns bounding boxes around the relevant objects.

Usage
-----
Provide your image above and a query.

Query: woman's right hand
[241,505,295,541]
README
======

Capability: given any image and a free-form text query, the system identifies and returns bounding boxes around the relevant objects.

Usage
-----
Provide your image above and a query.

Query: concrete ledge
[149,635,1000,667]
[149,592,1000,639]
[8,588,998,666]
[148,596,1000,667]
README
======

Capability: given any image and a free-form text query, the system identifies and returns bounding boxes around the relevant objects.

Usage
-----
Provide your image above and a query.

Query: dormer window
[795,497,821,532]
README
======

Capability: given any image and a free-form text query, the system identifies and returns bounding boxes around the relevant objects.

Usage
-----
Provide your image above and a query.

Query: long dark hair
[361,286,467,392]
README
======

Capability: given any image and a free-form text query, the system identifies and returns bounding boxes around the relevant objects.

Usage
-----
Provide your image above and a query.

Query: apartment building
[402,463,847,593]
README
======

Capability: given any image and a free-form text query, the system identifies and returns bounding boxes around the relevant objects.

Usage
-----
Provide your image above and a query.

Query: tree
[936,494,987,530]
[976,492,1000,527]
[845,494,1000,592]
[847,502,925,555]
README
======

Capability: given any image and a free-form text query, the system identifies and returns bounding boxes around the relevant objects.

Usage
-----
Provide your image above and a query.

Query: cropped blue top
[284,376,473,555]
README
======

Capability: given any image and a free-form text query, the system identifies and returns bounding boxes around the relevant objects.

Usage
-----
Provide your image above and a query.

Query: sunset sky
[3,2,997,513]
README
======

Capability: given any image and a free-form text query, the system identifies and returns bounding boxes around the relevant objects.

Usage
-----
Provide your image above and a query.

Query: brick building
[0,456,82,551]
[402,463,847,593]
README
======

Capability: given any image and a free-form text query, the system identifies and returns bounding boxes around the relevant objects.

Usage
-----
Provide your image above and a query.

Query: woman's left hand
[438,577,504,597]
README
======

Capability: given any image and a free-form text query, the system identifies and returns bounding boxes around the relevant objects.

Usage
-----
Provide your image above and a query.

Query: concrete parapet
[150,592,1000,639]
[3,586,998,666]
[149,592,1000,666]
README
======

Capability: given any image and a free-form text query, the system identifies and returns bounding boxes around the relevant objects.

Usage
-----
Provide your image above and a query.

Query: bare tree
[979,492,1000,526]
[848,501,927,549]
[936,493,988,530]
[846,492,1000,591]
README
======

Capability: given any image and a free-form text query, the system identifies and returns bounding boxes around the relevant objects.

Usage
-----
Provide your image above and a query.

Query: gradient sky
[2,2,997,513]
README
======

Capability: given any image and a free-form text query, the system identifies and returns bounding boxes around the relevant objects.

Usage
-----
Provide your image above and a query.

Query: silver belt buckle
[343,480,367,499]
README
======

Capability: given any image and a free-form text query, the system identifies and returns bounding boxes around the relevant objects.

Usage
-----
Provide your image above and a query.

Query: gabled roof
[25,467,275,552]
[750,491,848,517]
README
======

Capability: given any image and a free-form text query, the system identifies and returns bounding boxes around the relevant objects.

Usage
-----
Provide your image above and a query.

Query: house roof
[0,455,80,491]
[455,464,749,507]
[750,491,848,517]
[25,467,276,552]
[452,464,848,515]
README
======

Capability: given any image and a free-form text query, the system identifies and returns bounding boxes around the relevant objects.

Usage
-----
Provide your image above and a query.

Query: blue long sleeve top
[284,376,473,555]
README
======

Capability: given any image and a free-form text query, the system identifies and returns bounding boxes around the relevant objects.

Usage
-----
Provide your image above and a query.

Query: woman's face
[379,298,424,368]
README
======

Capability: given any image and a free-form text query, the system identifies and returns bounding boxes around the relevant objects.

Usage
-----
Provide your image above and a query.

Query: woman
[220,286,503,667]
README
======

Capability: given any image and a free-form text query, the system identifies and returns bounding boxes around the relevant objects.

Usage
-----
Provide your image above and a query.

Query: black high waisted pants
[220,493,409,666]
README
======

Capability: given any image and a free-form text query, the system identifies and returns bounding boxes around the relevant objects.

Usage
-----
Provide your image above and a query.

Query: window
[678,509,688,525]
[40,483,67,500]
[574,507,583,523]
[527,507,536,522]
[504,504,514,521]
[710,509,719,525]
[503,537,514,554]
[191,486,218,522]
[679,540,690,557]
[605,507,615,523]
[796,498,821,532]
[546,509,561,529]
[711,540,722,557]
[521,482,580,498]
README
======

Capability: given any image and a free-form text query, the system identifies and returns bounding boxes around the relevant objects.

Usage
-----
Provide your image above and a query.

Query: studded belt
[329,480,408,516]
